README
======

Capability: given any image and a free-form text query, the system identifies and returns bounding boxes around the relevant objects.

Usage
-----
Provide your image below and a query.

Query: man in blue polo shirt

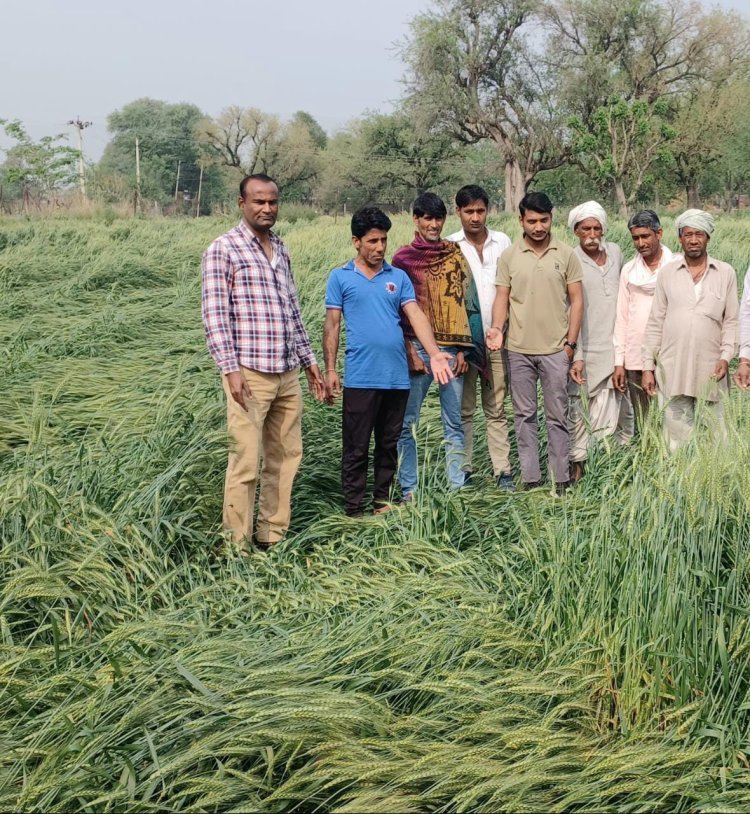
[323,206,454,516]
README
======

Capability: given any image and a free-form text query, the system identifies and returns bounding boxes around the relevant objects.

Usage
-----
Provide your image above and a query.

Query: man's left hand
[712,359,729,382]
[564,344,575,362]
[429,352,455,385]
[453,351,469,375]
[304,364,328,402]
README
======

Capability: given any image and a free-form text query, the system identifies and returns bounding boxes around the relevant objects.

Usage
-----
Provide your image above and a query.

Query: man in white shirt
[734,266,750,391]
[448,185,514,491]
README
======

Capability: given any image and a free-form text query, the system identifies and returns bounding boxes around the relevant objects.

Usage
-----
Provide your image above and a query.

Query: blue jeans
[397,343,465,495]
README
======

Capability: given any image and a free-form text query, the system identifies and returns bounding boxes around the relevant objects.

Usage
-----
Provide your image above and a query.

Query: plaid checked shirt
[201,220,316,374]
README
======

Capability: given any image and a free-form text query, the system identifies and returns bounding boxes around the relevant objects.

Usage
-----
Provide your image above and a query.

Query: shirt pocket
[700,288,726,323]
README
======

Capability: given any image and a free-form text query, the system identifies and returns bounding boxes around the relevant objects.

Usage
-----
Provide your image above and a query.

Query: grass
[1,212,750,811]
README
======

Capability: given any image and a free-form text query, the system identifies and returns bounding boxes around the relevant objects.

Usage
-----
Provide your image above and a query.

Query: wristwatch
[564,340,577,350]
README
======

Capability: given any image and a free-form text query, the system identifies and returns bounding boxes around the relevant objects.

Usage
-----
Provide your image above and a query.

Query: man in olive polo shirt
[486,192,583,493]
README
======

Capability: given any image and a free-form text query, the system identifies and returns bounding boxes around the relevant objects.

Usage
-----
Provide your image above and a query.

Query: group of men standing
[202,173,749,552]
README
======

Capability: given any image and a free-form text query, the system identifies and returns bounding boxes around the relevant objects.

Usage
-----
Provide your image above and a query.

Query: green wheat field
[2,212,750,812]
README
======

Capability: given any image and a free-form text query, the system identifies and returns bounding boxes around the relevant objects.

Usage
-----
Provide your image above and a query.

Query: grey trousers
[507,349,570,484]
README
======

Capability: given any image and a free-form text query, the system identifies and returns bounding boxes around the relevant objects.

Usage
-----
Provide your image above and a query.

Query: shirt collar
[676,254,718,272]
[345,258,393,274]
[518,236,560,254]
[237,219,280,246]
[454,228,501,248]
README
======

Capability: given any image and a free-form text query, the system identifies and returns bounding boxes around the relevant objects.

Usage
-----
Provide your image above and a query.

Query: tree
[402,0,568,211]
[544,0,750,212]
[669,84,739,208]
[199,106,280,175]
[569,96,675,216]
[316,112,463,211]
[199,107,325,202]
[292,111,327,150]
[98,98,226,209]
[0,119,79,211]
[706,82,750,211]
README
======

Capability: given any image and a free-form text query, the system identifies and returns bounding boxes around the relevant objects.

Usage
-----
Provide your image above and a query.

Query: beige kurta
[643,256,738,401]
[571,242,623,397]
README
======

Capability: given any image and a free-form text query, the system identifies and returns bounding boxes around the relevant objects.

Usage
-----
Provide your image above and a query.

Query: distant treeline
[2,0,749,217]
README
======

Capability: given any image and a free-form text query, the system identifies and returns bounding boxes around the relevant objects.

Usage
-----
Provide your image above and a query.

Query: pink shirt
[613,245,677,370]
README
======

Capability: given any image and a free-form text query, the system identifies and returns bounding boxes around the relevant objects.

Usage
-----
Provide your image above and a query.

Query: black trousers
[342,387,409,516]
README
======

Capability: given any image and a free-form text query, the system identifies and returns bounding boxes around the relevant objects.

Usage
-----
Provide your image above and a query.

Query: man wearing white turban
[566,201,629,480]
[642,209,738,451]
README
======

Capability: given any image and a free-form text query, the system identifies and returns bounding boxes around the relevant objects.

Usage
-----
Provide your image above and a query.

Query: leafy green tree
[317,112,463,211]
[291,111,327,150]
[707,83,750,211]
[0,119,79,211]
[99,98,227,209]
[570,97,675,217]
[545,0,749,212]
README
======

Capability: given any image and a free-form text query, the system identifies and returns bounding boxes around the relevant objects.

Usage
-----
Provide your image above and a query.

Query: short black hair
[240,173,278,198]
[628,210,661,232]
[351,206,392,239]
[455,185,489,208]
[412,192,447,219]
[519,192,553,216]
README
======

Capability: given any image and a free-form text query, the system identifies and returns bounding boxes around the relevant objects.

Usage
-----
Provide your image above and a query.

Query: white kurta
[571,242,623,396]
[569,243,627,461]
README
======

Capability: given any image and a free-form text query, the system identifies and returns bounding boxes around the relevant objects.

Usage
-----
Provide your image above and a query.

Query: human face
[238,180,279,233]
[353,228,388,269]
[630,226,662,262]
[679,228,710,260]
[574,217,603,255]
[413,213,445,242]
[457,199,488,239]
[520,209,552,244]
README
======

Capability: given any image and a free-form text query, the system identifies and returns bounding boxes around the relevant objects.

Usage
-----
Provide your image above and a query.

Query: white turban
[675,208,715,235]
[568,201,608,234]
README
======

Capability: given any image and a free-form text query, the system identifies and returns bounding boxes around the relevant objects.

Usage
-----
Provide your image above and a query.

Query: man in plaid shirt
[202,173,326,551]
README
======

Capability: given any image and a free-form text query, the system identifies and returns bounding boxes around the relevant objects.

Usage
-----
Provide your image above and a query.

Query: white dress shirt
[740,267,750,360]
[448,227,512,331]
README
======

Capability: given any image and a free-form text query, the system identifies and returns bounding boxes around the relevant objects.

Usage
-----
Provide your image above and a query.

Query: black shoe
[463,471,473,485]
[497,473,517,492]
[522,480,544,490]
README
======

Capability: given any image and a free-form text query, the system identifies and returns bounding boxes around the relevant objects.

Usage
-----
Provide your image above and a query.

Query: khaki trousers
[461,350,511,477]
[222,367,303,546]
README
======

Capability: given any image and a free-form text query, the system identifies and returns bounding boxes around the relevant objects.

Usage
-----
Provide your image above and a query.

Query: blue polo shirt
[325,259,416,389]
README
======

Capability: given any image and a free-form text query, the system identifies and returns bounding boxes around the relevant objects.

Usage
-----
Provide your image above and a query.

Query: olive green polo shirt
[496,237,583,355]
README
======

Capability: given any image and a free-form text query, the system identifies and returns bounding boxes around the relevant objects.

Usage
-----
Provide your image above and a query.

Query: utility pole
[67,117,92,199]
[195,162,203,217]
[135,136,141,215]
[174,160,181,204]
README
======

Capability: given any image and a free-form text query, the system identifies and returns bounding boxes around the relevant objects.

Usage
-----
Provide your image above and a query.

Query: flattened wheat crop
[1,213,750,812]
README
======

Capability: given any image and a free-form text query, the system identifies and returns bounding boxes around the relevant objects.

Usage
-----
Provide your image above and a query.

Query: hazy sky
[1,0,427,159]
[2,0,749,159]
